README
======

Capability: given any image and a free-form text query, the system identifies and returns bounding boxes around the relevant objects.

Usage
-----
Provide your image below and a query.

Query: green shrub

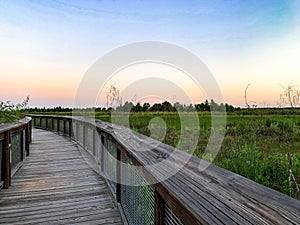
[0,96,29,124]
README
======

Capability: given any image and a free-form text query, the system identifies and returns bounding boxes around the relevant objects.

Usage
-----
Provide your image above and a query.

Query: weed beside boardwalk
[0,97,29,124]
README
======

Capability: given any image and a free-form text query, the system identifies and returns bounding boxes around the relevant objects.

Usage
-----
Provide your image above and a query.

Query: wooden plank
[27,115,300,225]
[92,117,300,225]
[0,128,124,224]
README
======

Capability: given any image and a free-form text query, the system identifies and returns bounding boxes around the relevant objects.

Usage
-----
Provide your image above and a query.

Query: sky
[1,0,300,107]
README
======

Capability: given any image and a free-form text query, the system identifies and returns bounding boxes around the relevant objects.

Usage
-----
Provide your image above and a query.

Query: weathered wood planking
[95,118,300,225]
[0,129,124,225]
[27,115,300,225]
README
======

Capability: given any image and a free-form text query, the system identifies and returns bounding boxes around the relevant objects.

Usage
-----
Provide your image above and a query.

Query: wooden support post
[52,118,54,131]
[69,119,72,138]
[25,123,30,156]
[154,190,164,225]
[3,131,11,189]
[93,128,96,156]
[21,129,24,161]
[83,125,86,147]
[76,123,79,142]
[63,120,66,135]
[116,147,121,203]
[46,117,48,129]
[57,119,60,133]
[100,135,105,172]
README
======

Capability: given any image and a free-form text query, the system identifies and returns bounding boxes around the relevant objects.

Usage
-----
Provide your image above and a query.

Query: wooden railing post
[92,128,96,156]
[57,119,59,133]
[154,190,164,225]
[116,147,121,203]
[63,119,66,135]
[46,117,48,129]
[52,118,54,131]
[69,119,72,138]
[83,125,86,147]
[25,122,30,156]
[100,135,105,172]
[3,130,11,189]
[21,128,24,162]
[76,122,79,142]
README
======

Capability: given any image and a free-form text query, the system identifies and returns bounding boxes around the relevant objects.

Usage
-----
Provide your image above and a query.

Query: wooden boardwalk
[0,129,124,225]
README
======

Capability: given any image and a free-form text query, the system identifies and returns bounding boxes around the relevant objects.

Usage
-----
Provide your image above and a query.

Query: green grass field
[91,111,300,198]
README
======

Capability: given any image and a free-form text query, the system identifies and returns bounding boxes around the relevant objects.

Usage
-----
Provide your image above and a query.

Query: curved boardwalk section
[0,129,123,225]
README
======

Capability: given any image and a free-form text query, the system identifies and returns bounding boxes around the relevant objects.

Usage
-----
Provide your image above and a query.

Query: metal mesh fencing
[41,118,46,128]
[103,139,117,193]
[163,204,184,225]
[120,152,155,225]
[72,122,77,140]
[11,131,22,170]
[86,128,94,154]
[65,120,70,136]
[46,118,51,130]
[22,129,26,158]
[35,118,41,127]
[77,124,84,145]
[59,120,64,134]
[94,131,101,161]
[53,119,58,131]
[0,140,2,181]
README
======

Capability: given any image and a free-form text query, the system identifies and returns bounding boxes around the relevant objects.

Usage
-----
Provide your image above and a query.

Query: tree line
[25,100,235,113]
[116,99,235,112]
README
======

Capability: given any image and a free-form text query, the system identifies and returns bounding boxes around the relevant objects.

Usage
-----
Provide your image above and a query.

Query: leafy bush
[0,96,29,124]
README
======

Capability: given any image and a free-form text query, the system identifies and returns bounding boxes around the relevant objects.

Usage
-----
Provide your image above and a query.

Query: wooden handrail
[0,117,32,190]
[27,114,300,225]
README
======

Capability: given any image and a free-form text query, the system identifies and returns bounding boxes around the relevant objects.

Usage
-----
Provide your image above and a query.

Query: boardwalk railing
[0,117,31,190]
[28,114,300,225]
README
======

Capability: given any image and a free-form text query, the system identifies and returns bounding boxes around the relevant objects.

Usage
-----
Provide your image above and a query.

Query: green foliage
[0,96,29,124]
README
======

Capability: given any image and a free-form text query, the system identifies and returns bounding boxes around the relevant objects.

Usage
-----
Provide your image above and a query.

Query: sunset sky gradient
[1,0,300,107]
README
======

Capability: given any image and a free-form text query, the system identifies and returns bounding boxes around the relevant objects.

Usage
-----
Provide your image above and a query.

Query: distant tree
[173,102,183,111]
[133,102,142,112]
[150,103,162,112]
[142,102,150,112]
[225,103,234,112]
[161,101,173,112]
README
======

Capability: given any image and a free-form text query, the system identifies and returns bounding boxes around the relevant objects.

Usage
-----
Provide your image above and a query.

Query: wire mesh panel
[72,122,77,140]
[77,124,84,145]
[163,204,184,225]
[65,120,70,136]
[103,139,117,193]
[59,120,64,134]
[46,118,51,130]
[53,119,58,131]
[0,140,2,181]
[120,152,155,225]
[35,117,41,127]
[11,131,22,170]
[86,128,94,154]
[22,129,26,159]
[41,118,46,128]
[94,131,101,161]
